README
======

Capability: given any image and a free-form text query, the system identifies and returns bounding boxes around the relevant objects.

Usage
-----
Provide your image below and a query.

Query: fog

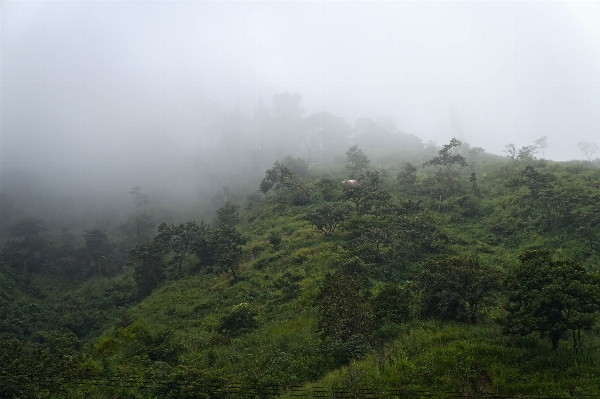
[2,1,600,201]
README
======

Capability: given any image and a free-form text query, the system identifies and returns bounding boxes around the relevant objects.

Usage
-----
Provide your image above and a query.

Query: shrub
[217,303,258,336]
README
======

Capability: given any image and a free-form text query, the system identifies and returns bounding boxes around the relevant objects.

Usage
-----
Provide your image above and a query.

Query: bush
[217,303,258,336]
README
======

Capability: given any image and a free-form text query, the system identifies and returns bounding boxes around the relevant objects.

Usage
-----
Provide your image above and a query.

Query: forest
[2,95,600,398]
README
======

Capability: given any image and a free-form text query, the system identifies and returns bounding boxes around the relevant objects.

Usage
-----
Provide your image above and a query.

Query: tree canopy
[503,250,600,351]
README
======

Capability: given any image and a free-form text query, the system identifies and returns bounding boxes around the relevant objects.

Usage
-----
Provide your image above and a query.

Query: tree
[469,172,480,197]
[119,212,155,245]
[315,271,374,343]
[342,184,369,218]
[346,201,445,282]
[83,227,110,276]
[155,221,202,276]
[303,202,352,236]
[119,186,155,245]
[371,284,412,327]
[504,143,538,162]
[315,178,339,202]
[259,161,312,205]
[503,250,600,352]
[216,201,240,227]
[397,162,418,187]
[129,185,149,210]
[217,303,258,336]
[577,141,598,162]
[8,218,47,272]
[467,146,485,164]
[345,146,370,179]
[535,136,548,158]
[0,335,76,398]
[208,225,246,281]
[362,170,381,189]
[128,241,165,297]
[423,138,468,207]
[280,155,310,177]
[417,257,502,324]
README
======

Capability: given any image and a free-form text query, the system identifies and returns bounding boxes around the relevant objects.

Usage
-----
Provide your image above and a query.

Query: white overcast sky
[1,0,600,189]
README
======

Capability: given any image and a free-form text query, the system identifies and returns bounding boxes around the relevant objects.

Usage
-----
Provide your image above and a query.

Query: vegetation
[2,100,600,398]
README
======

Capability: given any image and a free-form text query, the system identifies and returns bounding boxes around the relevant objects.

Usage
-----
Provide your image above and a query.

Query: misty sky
[2,1,600,193]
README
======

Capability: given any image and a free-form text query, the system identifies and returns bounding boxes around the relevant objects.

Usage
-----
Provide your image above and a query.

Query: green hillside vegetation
[3,135,600,398]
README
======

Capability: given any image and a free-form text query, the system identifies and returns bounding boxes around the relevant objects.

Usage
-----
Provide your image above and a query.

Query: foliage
[83,227,111,276]
[208,225,246,280]
[371,283,412,327]
[417,257,502,324]
[216,201,240,227]
[217,303,258,336]
[503,250,600,351]
[345,146,370,179]
[315,271,374,343]
[303,202,352,236]
[348,201,446,280]
[119,211,155,245]
[7,218,47,272]
[422,138,468,204]
[268,231,282,248]
[397,162,418,186]
[259,161,313,205]
[341,184,390,218]
[281,155,310,177]
[504,143,538,162]
[5,127,600,397]
[129,241,165,297]
[120,186,156,245]
[155,221,203,276]
[316,178,340,202]
[0,335,78,399]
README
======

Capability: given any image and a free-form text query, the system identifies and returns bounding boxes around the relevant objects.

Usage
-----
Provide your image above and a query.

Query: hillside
[3,140,600,398]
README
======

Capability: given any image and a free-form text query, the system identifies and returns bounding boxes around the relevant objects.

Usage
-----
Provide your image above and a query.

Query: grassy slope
[87,155,600,396]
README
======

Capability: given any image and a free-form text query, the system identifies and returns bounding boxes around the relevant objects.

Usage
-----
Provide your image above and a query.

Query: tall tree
[503,250,600,352]
[535,136,548,158]
[504,143,538,162]
[119,186,155,245]
[8,218,46,272]
[129,241,165,297]
[83,227,110,276]
[345,146,370,179]
[216,202,240,227]
[155,221,202,276]
[259,161,312,205]
[397,162,418,187]
[577,141,598,162]
[209,225,246,281]
[423,138,468,207]
[303,202,352,236]
[417,257,502,324]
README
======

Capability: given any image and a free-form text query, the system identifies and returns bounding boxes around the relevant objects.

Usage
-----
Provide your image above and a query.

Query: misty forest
[3,2,600,398]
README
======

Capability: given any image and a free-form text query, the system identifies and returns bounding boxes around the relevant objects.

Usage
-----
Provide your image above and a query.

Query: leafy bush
[217,303,258,336]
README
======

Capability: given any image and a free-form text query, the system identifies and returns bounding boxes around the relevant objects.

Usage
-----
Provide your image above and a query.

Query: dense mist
[2,1,600,204]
